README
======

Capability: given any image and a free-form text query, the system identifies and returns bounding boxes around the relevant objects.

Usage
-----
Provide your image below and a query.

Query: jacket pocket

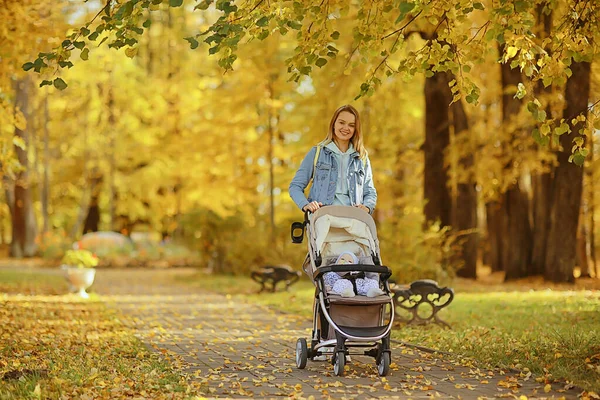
[315,162,331,181]
[312,162,331,201]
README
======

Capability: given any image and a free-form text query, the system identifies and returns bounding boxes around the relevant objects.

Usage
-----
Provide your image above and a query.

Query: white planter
[61,265,96,298]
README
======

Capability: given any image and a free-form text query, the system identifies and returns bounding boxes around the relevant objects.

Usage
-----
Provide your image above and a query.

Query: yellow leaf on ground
[544,384,552,393]
[33,384,41,399]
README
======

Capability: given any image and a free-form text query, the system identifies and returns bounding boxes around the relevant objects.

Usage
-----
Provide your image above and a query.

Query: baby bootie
[366,287,386,297]
[356,278,385,297]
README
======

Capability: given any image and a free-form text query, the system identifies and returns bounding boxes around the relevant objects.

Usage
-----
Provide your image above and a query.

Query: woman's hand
[355,204,370,213]
[303,201,323,213]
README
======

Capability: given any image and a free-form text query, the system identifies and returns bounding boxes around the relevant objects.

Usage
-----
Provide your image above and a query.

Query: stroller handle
[313,264,392,281]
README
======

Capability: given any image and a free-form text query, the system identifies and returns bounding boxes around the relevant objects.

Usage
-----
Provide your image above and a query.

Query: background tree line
[1,0,599,283]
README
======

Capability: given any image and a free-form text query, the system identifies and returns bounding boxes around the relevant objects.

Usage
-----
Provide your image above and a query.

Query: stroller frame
[291,206,395,376]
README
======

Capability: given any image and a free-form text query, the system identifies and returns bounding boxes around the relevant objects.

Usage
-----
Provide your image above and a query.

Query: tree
[530,2,555,277]
[10,77,38,257]
[423,71,452,228]
[545,61,591,283]
[500,45,533,281]
[18,0,600,282]
[451,98,478,278]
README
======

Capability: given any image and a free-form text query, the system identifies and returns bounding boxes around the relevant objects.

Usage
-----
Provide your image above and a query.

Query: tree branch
[381,9,423,40]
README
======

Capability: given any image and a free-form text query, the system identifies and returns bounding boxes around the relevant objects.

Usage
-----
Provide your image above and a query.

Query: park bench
[250,265,301,293]
[391,279,454,329]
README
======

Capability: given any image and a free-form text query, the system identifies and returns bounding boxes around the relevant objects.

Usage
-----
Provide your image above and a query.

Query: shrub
[177,208,304,275]
[37,230,72,260]
[379,218,462,286]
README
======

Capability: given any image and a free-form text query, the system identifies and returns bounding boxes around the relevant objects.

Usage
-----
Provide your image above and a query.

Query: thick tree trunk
[485,203,506,273]
[451,99,478,278]
[531,173,552,275]
[504,185,533,279]
[10,77,38,258]
[423,71,452,227]
[500,46,532,280]
[530,5,554,276]
[545,61,591,283]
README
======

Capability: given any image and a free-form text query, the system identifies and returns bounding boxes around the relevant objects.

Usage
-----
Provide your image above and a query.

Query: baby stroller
[290,205,395,376]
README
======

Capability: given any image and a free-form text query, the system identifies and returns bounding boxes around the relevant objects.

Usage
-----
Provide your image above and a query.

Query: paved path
[89,268,580,399]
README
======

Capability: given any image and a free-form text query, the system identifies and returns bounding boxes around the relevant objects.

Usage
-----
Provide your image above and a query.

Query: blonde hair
[320,105,367,160]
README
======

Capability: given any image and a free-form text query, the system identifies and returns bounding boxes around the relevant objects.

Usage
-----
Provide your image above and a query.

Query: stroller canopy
[309,206,381,263]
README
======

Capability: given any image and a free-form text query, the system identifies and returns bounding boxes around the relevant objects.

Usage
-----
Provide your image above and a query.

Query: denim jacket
[289,145,377,213]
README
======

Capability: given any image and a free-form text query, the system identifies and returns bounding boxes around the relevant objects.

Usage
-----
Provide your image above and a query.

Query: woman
[289,105,377,214]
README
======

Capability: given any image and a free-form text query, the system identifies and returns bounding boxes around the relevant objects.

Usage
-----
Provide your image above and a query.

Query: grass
[181,271,600,393]
[0,270,203,399]
[0,270,68,295]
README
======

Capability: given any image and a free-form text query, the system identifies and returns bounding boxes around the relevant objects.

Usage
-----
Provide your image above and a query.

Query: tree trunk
[579,134,596,278]
[266,81,276,242]
[451,99,478,278]
[82,170,103,234]
[530,4,554,276]
[500,45,532,280]
[107,85,116,230]
[10,77,38,258]
[41,93,50,233]
[576,209,589,277]
[578,175,594,278]
[589,133,597,277]
[504,184,533,279]
[70,186,90,238]
[531,173,552,275]
[545,61,591,283]
[485,201,505,272]
[423,71,452,227]
[2,172,15,245]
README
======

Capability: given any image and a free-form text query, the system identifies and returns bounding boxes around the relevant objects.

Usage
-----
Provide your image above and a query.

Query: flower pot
[62,265,96,298]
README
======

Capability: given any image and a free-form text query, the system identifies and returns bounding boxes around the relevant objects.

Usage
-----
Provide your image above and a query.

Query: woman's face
[333,111,356,143]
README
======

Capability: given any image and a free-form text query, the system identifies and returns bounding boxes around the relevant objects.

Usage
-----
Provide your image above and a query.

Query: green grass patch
[0,269,68,295]
[397,290,600,393]
[0,275,203,399]
[181,272,600,392]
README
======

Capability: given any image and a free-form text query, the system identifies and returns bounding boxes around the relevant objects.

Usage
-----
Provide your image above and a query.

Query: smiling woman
[288,104,377,215]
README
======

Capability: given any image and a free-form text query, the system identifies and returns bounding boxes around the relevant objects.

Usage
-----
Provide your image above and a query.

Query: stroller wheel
[296,338,308,369]
[333,351,345,376]
[377,352,390,377]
